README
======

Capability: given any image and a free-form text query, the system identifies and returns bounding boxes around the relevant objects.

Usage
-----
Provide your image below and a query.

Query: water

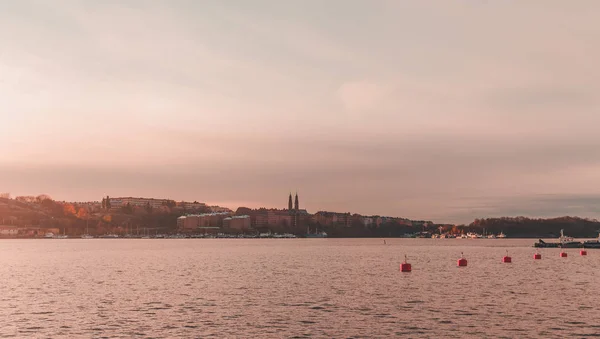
[1,239,599,338]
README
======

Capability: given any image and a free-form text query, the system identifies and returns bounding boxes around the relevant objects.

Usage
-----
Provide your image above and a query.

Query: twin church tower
[288,192,299,212]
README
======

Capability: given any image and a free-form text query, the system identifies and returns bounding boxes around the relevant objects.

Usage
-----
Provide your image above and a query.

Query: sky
[1,0,599,223]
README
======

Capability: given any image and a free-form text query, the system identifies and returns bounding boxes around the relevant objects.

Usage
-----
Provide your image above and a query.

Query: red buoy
[560,251,568,257]
[400,255,412,272]
[534,253,542,260]
[457,252,468,267]
[502,250,512,263]
[580,250,587,256]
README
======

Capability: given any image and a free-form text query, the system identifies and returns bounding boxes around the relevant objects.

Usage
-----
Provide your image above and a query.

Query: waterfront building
[223,215,251,230]
[253,213,269,228]
[0,226,60,237]
[312,211,352,227]
[210,206,233,213]
[108,197,174,210]
[268,210,293,227]
[0,226,20,236]
[176,201,208,211]
[177,212,231,231]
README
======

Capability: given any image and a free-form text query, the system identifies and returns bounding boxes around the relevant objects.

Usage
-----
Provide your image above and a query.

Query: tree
[36,194,52,203]
[122,203,133,214]
[105,196,111,210]
[16,196,36,203]
[145,202,153,214]
[235,207,252,216]
[76,207,88,219]
[63,204,77,216]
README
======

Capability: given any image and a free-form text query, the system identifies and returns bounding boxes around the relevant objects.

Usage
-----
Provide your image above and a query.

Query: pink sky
[1,1,600,222]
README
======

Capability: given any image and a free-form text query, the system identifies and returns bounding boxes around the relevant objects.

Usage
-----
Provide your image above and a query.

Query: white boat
[45,232,55,238]
[559,229,573,243]
[467,232,482,239]
[81,219,93,238]
[497,232,507,238]
[487,234,497,239]
[54,229,69,239]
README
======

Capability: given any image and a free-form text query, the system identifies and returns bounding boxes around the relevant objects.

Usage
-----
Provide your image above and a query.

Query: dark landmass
[467,216,600,238]
[1,196,599,238]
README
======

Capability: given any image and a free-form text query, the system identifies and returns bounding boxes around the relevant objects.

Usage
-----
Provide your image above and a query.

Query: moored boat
[534,239,560,248]
[306,231,328,238]
[560,241,583,248]
[534,229,583,248]
[583,241,600,249]
[306,226,327,238]
[583,233,600,249]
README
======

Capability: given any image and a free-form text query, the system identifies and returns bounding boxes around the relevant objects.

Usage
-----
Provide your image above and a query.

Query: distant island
[1,193,599,239]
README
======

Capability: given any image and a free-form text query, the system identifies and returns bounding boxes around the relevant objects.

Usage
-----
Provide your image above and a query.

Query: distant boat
[81,219,93,239]
[44,232,55,238]
[583,234,600,248]
[497,232,507,239]
[534,239,560,248]
[558,229,582,248]
[466,232,482,239]
[306,226,327,238]
[99,234,119,239]
[54,229,68,239]
[534,229,582,248]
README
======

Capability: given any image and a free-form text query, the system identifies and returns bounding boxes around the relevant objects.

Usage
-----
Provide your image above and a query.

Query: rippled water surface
[1,239,599,338]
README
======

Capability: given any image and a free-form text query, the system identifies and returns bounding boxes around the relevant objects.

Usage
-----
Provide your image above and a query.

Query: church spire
[294,191,299,211]
[288,193,293,211]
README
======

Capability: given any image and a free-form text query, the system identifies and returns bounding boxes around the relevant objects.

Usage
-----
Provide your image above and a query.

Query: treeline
[0,196,185,235]
[466,216,600,238]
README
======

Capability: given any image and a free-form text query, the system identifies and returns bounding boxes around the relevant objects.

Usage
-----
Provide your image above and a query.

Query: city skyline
[2,1,600,223]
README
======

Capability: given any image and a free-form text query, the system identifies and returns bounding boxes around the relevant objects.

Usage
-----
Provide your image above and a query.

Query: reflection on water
[1,239,599,338]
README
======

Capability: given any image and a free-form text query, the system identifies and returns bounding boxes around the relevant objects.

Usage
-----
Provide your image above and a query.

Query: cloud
[483,86,596,111]
[337,81,387,112]
[438,194,600,223]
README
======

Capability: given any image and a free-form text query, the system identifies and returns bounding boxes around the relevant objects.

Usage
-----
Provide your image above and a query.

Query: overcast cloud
[1,0,599,223]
